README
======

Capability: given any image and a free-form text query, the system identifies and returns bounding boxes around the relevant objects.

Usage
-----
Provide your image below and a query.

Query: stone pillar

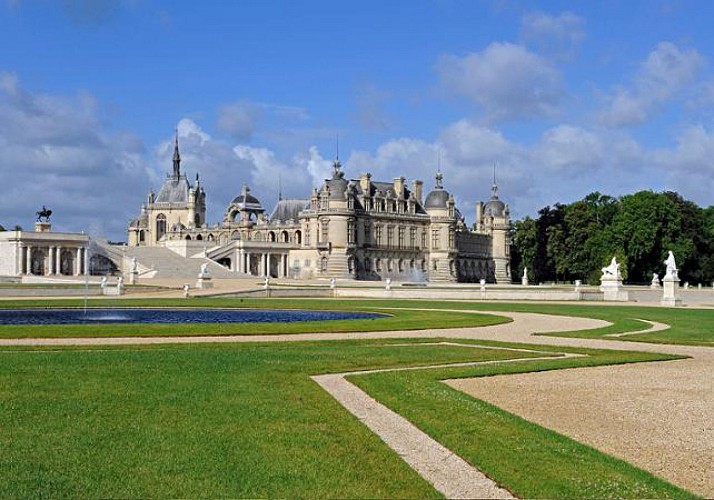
[75,248,82,276]
[25,245,32,275]
[661,274,682,307]
[55,247,61,275]
[46,247,53,275]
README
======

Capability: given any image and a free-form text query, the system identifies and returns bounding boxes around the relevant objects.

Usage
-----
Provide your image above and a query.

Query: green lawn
[0,298,708,498]
[0,338,693,499]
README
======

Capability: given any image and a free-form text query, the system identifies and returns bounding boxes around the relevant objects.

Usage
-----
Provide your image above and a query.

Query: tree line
[510,191,714,285]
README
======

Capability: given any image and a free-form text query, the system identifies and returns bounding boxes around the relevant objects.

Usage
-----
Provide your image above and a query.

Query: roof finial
[332,133,344,179]
[278,172,283,201]
[491,162,499,199]
[435,148,443,189]
[172,128,181,178]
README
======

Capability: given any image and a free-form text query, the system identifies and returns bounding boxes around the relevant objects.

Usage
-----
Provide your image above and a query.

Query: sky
[2,0,714,241]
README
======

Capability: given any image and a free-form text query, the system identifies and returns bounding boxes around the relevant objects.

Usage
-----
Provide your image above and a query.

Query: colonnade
[21,245,88,276]
[232,250,289,278]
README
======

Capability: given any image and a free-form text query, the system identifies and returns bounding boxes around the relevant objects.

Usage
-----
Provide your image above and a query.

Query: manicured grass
[0,339,546,498]
[350,343,694,499]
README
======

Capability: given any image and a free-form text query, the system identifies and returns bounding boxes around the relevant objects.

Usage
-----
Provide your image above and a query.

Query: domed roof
[320,158,350,200]
[230,184,262,208]
[424,189,449,209]
[483,183,506,217]
[424,171,450,209]
[483,198,506,217]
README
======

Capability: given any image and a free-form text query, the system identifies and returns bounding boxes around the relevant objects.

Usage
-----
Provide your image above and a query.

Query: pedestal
[196,275,213,289]
[34,222,51,233]
[661,275,681,307]
[130,271,138,285]
[521,277,529,286]
[600,275,629,301]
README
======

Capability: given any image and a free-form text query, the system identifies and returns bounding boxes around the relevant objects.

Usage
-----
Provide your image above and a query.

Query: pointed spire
[435,148,443,189]
[278,172,283,201]
[172,129,181,178]
[491,162,499,199]
[332,133,344,179]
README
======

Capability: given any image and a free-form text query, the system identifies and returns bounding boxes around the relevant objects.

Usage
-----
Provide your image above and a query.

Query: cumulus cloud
[520,11,585,61]
[534,125,604,172]
[600,42,704,126]
[0,72,152,239]
[436,42,562,121]
[294,146,333,189]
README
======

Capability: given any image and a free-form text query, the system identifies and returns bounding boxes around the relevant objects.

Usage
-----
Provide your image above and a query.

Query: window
[409,227,416,249]
[421,230,426,249]
[448,230,454,249]
[156,214,167,240]
[321,219,329,243]
[431,229,440,250]
[375,225,383,247]
[398,227,405,249]
[387,226,394,248]
[347,220,355,244]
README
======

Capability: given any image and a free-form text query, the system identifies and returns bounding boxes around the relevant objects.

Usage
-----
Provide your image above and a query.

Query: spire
[435,149,443,189]
[491,162,499,199]
[172,129,181,178]
[278,173,283,201]
[332,134,344,179]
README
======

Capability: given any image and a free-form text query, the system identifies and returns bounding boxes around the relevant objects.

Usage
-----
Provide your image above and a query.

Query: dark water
[0,308,384,326]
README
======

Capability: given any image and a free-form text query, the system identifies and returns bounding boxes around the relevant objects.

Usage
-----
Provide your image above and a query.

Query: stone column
[75,247,82,276]
[25,245,32,275]
[56,247,61,275]
[46,247,53,275]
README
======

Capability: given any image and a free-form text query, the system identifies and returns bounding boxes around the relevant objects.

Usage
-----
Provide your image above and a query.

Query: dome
[424,189,449,209]
[424,170,450,209]
[483,198,506,217]
[326,178,348,199]
[230,185,262,208]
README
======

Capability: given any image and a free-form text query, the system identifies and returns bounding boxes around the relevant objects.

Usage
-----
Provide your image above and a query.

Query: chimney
[412,180,423,203]
[359,173,371,192]
[393,177,405,198]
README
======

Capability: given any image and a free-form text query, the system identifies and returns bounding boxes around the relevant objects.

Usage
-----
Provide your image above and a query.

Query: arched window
[185,235,192,241]
[156,214,167,240]
[294,230,302,245]
[139,230,145,243]
[196,234,203,241]
[268,231,276,242]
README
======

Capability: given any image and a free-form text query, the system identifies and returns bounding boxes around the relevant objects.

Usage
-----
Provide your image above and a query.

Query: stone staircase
[325,251,352,279]
[109,246,247,280]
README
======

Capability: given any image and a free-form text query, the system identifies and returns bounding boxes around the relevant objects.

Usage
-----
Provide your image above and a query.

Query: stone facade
[127,143,512,283]
[0,223,90,277]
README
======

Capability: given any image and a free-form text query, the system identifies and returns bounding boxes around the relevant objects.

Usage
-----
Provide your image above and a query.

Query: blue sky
[2,0,714,240]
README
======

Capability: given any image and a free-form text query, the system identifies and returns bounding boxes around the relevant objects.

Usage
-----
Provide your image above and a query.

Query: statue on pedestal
[601,257,621,279]
[664,251,677,278]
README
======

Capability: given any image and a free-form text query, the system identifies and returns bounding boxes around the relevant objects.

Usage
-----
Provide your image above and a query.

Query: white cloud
[534,125,604,172]
[521,11,585,60]
[600,42,704,126]
[435,42,562,121]
[0,73,152,239]
[294,146,332,189]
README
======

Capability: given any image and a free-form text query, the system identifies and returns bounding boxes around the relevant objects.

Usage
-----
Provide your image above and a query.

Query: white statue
[117,276,124,290]
[183,284,190,298]
[329,278,336,289]
[522,267,528,280]
[264,277,270,289]
[385,278,392,291]
[199,263,208,277]
[131,257,138,273]
[601,257,620,279]
[100,276,107,289]
[650,272,660,288]
[664,251,677,278]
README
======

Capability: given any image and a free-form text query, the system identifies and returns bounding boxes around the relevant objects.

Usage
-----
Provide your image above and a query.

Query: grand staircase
[97,244,247,280]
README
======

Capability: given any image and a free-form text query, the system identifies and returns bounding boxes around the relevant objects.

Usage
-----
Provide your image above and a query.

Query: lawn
[0,298,707,498]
